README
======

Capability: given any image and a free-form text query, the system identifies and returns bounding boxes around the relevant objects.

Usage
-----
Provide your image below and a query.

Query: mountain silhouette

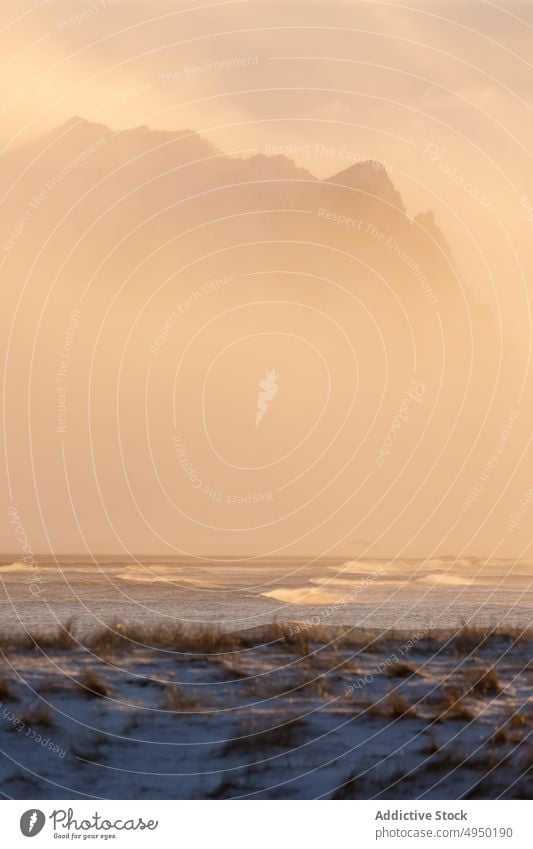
[0,117,516,556]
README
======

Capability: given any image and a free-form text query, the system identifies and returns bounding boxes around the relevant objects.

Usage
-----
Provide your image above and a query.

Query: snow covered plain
[1,622,532,799]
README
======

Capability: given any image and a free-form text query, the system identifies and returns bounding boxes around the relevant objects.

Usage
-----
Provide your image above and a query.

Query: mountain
[325,160,406,211]
[0,118,520,557]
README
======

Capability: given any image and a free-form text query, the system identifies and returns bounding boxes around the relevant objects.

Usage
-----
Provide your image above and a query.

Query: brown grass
[520,745,533,770]
[0,621,531,655]
[29,619,77,650]
[420,734,441,755]
[507,708,530,729]
[163,684,202,712]
[347,693,378,716]
[424,745,468,772]
[464,775,496,799]
[0,622,405,655]
[0,675,17,701]
[279,629,311,656]
[451,625,494,654]
[77,668,109,698]
[36,678,68,695]
[464,665,503,697]
[487,726,510,746]
[432,685,476,721]
[219,664,249,681]
[364,700,389,718]
[213,655,248,680]
[385,661,418,678]
[221,715,305,755]
[70,733,108,762]
[467,747,499,771]
[19,704,55,728]
[386,690,418,718]
[0,621,77,651]
[451,624,530,654]
[331,773,361,799]
[206,778,242,799]
[122,712,143,734]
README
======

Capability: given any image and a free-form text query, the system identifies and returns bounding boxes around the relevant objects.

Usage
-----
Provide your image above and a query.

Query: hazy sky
[2,0,533,298]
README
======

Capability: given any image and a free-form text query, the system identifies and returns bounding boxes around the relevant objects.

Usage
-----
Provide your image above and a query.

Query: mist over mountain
[0,119,527,558]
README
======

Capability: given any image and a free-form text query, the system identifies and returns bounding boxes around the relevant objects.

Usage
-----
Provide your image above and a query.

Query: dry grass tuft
[468,747,499,771]
[451,626,493,654]
[464,665,503,697]
[0,675,17,701]
[221,715,305,756]
[36,678,68,695]
[301,674,336,698]
[424,745,468,772]
[363,700,388,718]
[487,726,510,746]
[347,693,378,716]
[420,734,441,756]
[386,690,418,718]
[385,661,418,678]
[1,620,530,657]
[451,624,531,654]
[331,773,361,799]
[432,685,476,721]
[279,629,310,656]
[87,622,253,656]
[519,745,533,770]
[206,778,242,799]
[464,775,496,799]
[29,619,77,650]
[507,708,530,729]
[70,733,108,762]
[77,668,109,699]
[163,684,202,712]
[19,704,55,728]
[213,655,248,681]
[89,627,129,657]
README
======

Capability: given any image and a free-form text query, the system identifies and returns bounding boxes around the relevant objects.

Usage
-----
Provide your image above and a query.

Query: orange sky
[0,0,531,560]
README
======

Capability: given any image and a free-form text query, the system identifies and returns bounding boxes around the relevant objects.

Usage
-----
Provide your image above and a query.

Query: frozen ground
[0,622,532,799]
